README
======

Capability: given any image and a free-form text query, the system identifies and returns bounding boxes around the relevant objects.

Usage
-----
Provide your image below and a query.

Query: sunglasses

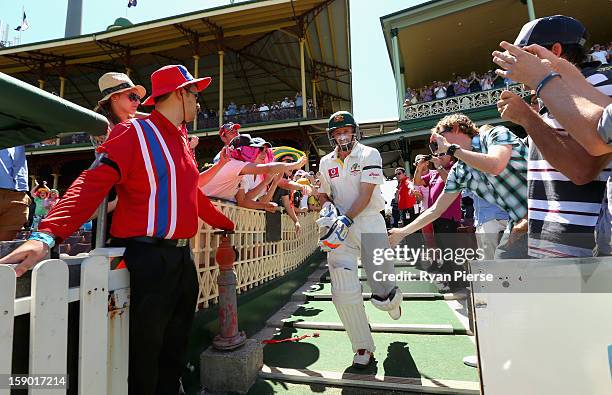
[127,92,141,102]
[185,87,199,100]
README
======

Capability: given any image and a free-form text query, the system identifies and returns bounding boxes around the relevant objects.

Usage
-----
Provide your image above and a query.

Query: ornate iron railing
[404,85,531,120]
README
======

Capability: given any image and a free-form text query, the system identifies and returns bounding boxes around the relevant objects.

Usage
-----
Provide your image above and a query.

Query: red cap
[142,65,212,106]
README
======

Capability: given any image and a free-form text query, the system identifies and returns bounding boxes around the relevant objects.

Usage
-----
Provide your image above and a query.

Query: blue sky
[0,0,420,123]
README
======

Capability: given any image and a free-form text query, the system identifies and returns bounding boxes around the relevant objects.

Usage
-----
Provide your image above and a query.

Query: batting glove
[319,215,353,252]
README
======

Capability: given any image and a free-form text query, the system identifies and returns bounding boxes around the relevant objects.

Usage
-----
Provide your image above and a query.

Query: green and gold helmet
[326,111,360,151]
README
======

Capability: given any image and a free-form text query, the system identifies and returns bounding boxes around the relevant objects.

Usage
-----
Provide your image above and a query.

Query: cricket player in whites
[317,111,403,367]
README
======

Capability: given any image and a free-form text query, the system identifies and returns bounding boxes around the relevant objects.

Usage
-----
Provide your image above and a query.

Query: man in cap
[0,64,234,395]
[317,111,403,368]
[213,122,241,163]
[493,15,612,258]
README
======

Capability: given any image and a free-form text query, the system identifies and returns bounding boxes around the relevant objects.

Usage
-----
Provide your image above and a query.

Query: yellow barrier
[191,201,318,309]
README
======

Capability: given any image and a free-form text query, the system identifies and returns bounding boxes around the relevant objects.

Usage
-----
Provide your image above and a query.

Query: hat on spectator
[142,65,212,106]
[220,122,241,137]
[272,146,305,162]
[514,15,587,48]
[229,134,272,149]
[229,134,273,163]
[296,177,310,186]
[97,72,146,105]
[414,154,429,166]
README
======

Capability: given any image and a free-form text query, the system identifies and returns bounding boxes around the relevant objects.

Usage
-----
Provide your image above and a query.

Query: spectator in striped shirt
[494,15,612,258]
[389,114,529,261]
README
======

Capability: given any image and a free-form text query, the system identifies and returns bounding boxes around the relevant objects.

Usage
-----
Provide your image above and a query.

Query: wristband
[535,72,561,98]
[29,231,56,249]
[446,144,460,157]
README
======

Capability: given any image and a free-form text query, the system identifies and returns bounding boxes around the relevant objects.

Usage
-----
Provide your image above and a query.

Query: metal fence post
[213,231,246,351]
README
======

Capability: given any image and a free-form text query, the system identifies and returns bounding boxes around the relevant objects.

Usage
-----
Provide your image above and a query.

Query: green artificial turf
[284,299,465,330]
[262,328,479,383]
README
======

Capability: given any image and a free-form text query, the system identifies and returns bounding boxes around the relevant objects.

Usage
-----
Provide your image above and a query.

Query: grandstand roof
[381,0,608,90]
[0,0,351,112]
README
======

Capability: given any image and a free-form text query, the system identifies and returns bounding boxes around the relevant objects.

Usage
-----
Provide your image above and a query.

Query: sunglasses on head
[127,92,141,102]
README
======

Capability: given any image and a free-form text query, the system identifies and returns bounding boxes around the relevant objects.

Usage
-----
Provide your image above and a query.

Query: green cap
[327,111,357,132]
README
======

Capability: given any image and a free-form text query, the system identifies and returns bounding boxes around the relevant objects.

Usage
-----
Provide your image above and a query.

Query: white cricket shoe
[353,349,374,368]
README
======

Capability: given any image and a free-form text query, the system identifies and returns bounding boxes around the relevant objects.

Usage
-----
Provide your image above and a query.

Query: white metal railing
[403,85,531,120]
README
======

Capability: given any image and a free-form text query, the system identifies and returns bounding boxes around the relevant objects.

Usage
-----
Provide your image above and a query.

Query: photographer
[390,114,529,260]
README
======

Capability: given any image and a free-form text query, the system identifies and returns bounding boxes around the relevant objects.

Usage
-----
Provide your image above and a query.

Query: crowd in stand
[404,70,510,106]
[404,41,612,107]
[195,92,317,129]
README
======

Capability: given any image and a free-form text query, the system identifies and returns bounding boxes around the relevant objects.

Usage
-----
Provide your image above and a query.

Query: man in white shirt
[317,111,403,368]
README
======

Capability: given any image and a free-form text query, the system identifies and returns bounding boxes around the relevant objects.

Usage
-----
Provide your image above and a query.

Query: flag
[14,12,29,32]
[128,0,138,7]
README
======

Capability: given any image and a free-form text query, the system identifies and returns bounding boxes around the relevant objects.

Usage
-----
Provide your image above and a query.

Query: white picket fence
[0,247,129,395]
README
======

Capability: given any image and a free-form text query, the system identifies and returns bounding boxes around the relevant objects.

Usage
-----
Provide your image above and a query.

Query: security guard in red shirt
[0,65,234,394]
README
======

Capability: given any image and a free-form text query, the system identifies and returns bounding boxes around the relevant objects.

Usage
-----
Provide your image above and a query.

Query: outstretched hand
[388,228,407,248]
[0,240,49,277]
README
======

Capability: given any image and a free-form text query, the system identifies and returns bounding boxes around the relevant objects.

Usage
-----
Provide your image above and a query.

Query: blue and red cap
[219,122,241,137]
[142,65,212,106]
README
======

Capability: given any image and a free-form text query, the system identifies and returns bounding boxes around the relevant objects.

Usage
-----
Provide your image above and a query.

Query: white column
[390,28,404,120]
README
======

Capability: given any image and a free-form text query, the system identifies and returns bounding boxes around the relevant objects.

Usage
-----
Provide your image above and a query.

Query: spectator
[213,122,241,163]
[30,180,50,230]
[395,167,419,226]
[480,72,494,90]
[235,137,280,212]
[46,189,60,212]
[259,102,270,121]
[390,197,400,228]
[272,148,307,235]
[201,134,306,202]
[295,92,303,111]
[91,72,146,246]
[590,44,609,64]
[464,190,509,260]
[454,77,469,95]
[413,154,436,248]
[434,82,447,100]
[493,42,611,157]
[446,81,456,98]
[93,72,146,144]
[468,72,482,92]
[0,146,30,240]
[390,116,529,262]
[494,15,611,258]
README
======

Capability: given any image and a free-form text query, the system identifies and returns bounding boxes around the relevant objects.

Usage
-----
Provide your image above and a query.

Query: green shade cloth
[0,72,109,149]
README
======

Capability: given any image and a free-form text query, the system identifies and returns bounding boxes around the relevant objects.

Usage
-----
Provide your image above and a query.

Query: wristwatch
[446,144,460,158]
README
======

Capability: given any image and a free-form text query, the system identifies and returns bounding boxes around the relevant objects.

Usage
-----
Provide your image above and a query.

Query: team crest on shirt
[333,114,344,122]
[350,163,361,175]
[328,167,339,178]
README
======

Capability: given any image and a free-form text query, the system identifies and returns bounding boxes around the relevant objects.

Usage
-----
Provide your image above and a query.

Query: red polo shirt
[39,110,232,241]
[397,178,417,210]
